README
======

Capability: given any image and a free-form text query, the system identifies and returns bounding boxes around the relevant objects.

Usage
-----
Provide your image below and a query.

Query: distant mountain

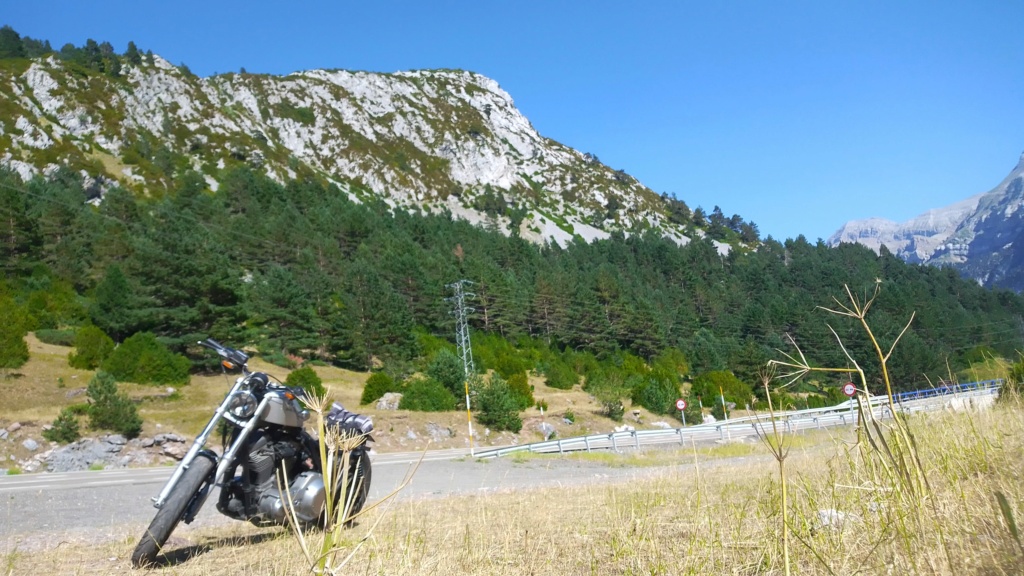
[0,41,752,252]
[828,154,1024,291]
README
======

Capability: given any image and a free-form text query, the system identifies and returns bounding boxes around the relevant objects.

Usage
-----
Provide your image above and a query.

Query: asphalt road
[0,447,674,552]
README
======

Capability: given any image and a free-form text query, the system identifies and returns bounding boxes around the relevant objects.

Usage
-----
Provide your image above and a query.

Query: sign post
[675,398,688,426]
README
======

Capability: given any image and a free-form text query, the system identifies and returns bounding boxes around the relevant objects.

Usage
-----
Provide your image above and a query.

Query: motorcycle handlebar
[198,338,249,368]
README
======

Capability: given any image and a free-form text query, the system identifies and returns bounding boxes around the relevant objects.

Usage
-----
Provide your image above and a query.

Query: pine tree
[0,295,29,373]
[125,41,141,65]
[86,371,143,438]
[0,26,25,59]
[90,265,140,341]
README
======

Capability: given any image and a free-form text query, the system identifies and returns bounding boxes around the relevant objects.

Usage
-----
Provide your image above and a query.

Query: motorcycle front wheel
[131,455,215,567]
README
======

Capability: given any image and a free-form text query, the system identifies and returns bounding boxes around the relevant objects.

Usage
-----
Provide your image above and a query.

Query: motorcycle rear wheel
[131,455,215,567]
[344,449,371,521]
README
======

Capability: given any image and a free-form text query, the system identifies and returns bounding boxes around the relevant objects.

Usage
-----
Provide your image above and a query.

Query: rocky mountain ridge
[0,50,720,249]
[828,153,1024,291]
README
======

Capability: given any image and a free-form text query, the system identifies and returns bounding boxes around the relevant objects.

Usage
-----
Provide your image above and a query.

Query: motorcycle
[131,338,373,568]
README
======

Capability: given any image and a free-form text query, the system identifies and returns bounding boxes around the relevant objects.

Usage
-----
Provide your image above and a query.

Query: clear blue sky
[6,1,1022,241]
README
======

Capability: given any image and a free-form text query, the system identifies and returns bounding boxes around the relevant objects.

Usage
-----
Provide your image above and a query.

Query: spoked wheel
[323,448,372,528]
[131,455,215,568]
[343,449,371,522]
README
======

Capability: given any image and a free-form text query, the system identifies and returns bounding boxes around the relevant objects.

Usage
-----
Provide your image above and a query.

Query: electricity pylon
[445,280,476,454]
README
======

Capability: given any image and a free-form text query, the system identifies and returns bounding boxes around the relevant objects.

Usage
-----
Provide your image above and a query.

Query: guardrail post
[610,433,617,452]
[584,435,592,452]
[840,414,846,425]
[814,417,820,429]
[633,431,640,449]
[557,439,563,455]
[677,428,685,445]
[717,425,724,440]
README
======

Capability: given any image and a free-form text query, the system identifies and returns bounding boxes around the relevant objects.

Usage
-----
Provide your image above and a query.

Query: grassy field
[4,331,1023,574]
[0,334,663,464]
[4,397,1023,575]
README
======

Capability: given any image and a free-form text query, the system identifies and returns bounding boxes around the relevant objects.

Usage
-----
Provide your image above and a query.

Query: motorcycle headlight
[227,390,258,419]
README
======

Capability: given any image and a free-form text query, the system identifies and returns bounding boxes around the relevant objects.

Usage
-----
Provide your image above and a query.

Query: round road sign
[675,398,687,411]
[842,382,856,397]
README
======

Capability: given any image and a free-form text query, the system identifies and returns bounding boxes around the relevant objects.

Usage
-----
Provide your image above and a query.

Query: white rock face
[829,153,1024,290]
[0,55,711,250]
[828,195,982,263]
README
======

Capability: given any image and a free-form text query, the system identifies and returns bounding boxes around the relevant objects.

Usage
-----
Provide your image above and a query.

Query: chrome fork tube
[213,398,271,488]
[152,376,246,508]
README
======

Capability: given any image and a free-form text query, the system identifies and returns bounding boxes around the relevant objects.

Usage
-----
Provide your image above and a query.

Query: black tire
[322,448,372,528]
[131,455,215,568]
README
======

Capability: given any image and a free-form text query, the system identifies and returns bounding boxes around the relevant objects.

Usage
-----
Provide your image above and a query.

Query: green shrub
[535,399,548,412]
[584,369,628,421]
[262,351,297,369]
[66,402,90,415]
[805,394,830,409]
[541,358,578,390]
[1001,357,1024,399]
[426,348,465,397]
[563,409,575,423]
[414,330,453,363]
[34,329,76,347]
[506,371,533,410]
[630,375,680,415]
[711,399,727,421]
[603,398,625,422]
[101,332,190,385]
[0,296,29,371]
[361,371,399,405]
[43,407,81,443]
[285,366,325,398]
[86,371,143,438]
[691,370,754,406]
[473,333,529,378]
[650,347,690,382]
[68,325,114,369]
[399,377,456,412]
[476,374,522,433]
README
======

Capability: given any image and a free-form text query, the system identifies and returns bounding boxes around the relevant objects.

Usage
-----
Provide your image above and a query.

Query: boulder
[162,443,187,459]
[154,433,185,445]
[7,423,21,433]
[0,429,8,441]
[425,423,455,443]
[104,434,127,446]
[22,438,39,452]
[537,422,556,441]
[376,392,403,411]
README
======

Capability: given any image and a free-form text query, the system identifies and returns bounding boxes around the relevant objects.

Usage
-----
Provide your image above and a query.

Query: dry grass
[1,336,641,456]
[6,399,1023,575]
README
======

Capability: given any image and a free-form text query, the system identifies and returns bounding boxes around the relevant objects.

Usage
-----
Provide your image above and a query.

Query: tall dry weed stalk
[281,392,419,576]
[767,283,956,572]
[752,364,792,576]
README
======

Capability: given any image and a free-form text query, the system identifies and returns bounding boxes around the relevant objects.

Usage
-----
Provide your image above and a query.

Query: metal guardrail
[474,379,1004,459]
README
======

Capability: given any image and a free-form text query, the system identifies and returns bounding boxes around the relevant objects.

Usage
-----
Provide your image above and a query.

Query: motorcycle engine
[244,437,326,525]
[255,471,326,525]
[220,434,327,525]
